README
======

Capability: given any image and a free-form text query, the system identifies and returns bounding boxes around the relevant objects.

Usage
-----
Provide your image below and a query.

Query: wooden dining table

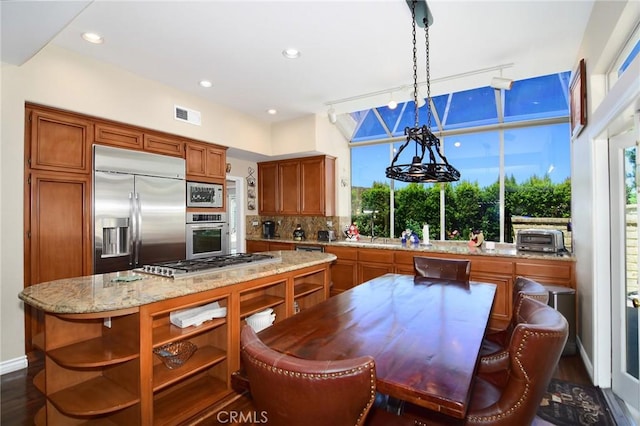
[257,273,497,419]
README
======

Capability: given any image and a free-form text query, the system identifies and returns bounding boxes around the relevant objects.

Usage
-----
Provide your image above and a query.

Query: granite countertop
[19,251,336,315]
[250,237,575,261]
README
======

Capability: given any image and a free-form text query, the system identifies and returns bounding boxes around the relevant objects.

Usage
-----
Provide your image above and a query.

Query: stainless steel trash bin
[544,285,576,356]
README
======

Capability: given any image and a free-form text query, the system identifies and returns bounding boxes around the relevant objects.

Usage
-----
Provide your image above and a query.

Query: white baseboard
[0,355,28,375]
[576,337,595,382]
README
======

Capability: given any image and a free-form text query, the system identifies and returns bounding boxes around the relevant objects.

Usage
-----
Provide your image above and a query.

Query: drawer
[325,246,358,261]
[515,261,572,280]
[358,248,394,263]
[394,251,418,265]
[471,259,514,275]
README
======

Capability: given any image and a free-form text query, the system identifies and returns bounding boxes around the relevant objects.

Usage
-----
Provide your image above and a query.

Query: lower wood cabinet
[325,246,357,296]
[245,240,293,253]
[358,248,394,284]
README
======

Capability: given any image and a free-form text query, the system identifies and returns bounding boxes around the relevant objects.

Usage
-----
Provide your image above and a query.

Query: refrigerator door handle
[128,192,135,266]
[134,193,142,266]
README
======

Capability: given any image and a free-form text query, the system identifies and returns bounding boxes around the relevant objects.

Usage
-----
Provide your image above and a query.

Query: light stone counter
[251,238,575,262]
[19,251,336,314]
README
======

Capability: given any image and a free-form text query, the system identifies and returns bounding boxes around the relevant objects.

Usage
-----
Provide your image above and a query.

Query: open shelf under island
[19,250,335,426]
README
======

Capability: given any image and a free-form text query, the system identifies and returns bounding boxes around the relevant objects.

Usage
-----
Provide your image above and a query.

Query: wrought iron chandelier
[385,0,460,183]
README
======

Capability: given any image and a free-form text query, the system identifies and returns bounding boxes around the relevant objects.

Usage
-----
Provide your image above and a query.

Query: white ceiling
[2,1,595,124]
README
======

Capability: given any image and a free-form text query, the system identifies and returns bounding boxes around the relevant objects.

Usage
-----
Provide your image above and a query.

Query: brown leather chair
[403,296,568,425]
[413,256,471,283]
[240,325,377,426]
[481,276,550,356]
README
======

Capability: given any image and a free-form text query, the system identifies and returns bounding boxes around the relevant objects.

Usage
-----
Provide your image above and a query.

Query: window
[350,72,571,243]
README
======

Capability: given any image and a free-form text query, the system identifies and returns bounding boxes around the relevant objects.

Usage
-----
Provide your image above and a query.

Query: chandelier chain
[411,1,419,129]
[424,21,431,130]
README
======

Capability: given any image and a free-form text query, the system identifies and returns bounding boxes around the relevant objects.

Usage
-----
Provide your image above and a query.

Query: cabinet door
[95,122,143,150]
[143,133,184,157]
[205,146,226,180]
[185,143,226,182]
[300,157,324,215]
[269,242,293,251]
[28,108,92,174]
[358,262,394,284]
[330,259,358,296]
[471,272,513,331]
[26,172,92,351]
[279,161,300,214]
[258,163,278,215]
[300,156,335,216]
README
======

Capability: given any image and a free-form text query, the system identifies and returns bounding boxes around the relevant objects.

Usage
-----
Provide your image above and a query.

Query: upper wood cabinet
[185,142,227,182]
[258,155,335,216]
[94,121,143,150]
[27,107,92,174]
[143,131,185,157]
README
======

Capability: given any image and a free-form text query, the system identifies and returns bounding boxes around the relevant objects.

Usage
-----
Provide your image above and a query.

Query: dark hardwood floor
[1,351,592,426]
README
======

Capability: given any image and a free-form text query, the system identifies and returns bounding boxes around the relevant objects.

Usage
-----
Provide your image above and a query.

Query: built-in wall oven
[186,212,229,259]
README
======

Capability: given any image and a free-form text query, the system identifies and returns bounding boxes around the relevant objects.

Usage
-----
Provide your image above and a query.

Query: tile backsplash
[246,215,350,240]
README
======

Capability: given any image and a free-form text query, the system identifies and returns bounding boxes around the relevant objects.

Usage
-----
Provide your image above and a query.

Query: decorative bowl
[154,340,197,369]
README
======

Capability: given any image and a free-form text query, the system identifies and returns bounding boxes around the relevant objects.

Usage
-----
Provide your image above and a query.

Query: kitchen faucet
[363,210,379,242]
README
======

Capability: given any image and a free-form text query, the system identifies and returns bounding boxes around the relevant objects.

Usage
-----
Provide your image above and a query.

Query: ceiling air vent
[174,105,201,126]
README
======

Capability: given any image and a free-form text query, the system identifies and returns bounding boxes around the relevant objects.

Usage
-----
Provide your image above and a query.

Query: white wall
[0,44,350,367]
[571,0,640,386]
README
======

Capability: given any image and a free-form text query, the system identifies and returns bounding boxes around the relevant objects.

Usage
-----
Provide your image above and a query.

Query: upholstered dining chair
[240,325,377,426]
[402,296,568,426]
[480,276,550,357]
[413,256,471,283]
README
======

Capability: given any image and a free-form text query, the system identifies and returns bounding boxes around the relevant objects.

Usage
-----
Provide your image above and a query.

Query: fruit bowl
[154,340,197,369]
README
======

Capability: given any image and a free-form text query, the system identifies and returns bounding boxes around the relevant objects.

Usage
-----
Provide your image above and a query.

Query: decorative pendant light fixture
[385,0,460,183]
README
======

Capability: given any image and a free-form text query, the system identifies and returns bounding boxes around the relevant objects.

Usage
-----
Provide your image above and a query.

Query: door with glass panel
[609,128,640,411]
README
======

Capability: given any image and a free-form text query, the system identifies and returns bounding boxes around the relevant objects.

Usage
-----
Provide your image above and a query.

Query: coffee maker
[262,221,275,239]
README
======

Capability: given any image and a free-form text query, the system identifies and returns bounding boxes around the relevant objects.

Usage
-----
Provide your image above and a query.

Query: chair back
[513,276,549,305]
[240,325,377,426]
[413,256,471,283]
[467,296,568,425]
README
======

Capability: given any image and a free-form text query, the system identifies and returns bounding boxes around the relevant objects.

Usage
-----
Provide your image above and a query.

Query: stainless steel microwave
[186,182,223,208]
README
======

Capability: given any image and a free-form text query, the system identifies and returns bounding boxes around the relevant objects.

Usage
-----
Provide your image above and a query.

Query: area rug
[538,378,616,426]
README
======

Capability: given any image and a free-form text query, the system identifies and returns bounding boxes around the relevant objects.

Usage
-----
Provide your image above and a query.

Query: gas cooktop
[134,253,281,279]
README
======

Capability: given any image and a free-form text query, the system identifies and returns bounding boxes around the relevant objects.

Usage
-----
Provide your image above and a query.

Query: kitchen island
[247,237,575,330]
[19,250,335,426]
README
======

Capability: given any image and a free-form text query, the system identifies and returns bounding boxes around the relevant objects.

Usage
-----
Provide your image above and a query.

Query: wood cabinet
[31,262,331,425]
[470,258,514,328]
[357,248,394,284]
[185,142,227,183]
[245,240,293,253]
[258,155,335,216]
[258,162,278,215]
[325,246,357,296]
[95,121,144,150]
[27,107,92,174]
[143,132,185,157]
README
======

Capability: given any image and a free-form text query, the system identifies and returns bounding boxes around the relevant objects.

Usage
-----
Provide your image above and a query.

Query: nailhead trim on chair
[246,355,377,426]
[467,327,566,423]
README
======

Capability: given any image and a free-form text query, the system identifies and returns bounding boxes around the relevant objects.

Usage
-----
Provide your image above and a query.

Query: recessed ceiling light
[267,109,278,115]
[199,80,213,88]
[282,48,301,59]
[81,32,104,44]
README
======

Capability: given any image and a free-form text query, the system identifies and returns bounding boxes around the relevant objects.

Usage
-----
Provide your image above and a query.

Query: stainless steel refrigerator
[94,145,186,274]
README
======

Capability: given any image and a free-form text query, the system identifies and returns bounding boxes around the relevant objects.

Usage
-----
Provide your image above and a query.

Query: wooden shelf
[294,283,323,299]
[152,317,226,347]
[32,332,45,351]
[153,375,229,426]
[49,375,140,416]
[48,335,139,368]
[33,369,45,394]
[240,295,285,318]
[34,406,46,426]
[153,345,227,392]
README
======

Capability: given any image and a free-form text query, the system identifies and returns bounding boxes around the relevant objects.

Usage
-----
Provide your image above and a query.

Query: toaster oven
[516,229,566,253]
